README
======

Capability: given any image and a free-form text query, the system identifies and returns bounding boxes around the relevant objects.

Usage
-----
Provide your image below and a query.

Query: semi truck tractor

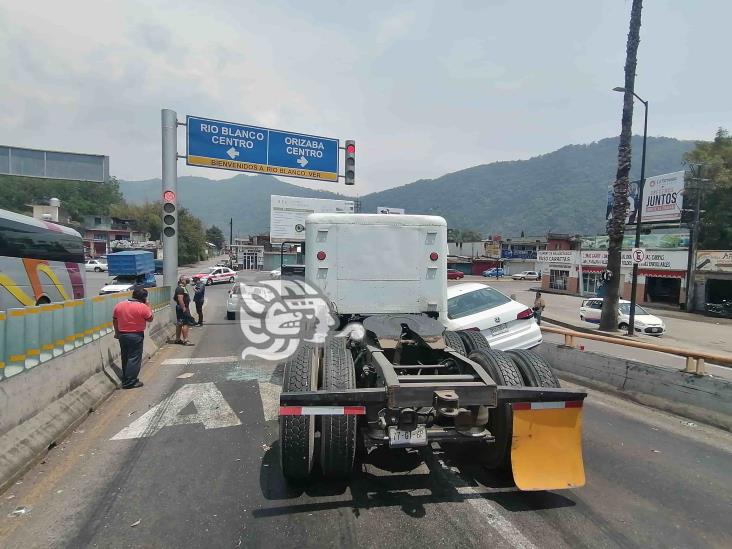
[278,214,585,491]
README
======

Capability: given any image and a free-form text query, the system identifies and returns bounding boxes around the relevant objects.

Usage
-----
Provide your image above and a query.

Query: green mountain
[119,136,695,237]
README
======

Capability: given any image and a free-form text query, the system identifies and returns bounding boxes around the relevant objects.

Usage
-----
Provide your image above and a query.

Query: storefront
[536,250,580,294]
[694,251,732,316]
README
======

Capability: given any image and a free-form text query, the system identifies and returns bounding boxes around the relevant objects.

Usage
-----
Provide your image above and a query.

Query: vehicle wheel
[458,330,491,354]
[280,343,319,481]
[505,349,560,388]
[229,277,235,283]
[206,278,212,286]
[94,267,102,272]
[618,322,629,331]
[226,311,235,320]
[468,349,523,469]
[320,337,357,479]
[443,330,468,356]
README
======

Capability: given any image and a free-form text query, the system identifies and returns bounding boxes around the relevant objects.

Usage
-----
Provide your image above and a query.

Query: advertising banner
[605,170,685,225]
[580,231,689,251]
[537,250,579,266]
[581,250,687,270]
[697,251,732,272]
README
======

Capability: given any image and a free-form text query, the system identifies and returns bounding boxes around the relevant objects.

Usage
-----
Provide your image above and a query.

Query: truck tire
[443,330,468,356]
[505,349,560,388]
[320,337,357,479]
[458,330,491,353]
[280,343,319,481]
[468,349,523,469]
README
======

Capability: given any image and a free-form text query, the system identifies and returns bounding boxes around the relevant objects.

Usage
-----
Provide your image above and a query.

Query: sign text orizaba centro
[186,116,339,182]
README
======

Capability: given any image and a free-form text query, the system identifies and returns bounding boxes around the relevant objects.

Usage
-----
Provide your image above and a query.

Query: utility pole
[685,165,705,311]
[229,217,233,246]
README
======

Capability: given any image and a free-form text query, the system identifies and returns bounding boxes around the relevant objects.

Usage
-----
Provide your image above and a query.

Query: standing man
[533,291,546,325]
[192,275,206,326]
[174,275,195,345]
[112,286,153,389]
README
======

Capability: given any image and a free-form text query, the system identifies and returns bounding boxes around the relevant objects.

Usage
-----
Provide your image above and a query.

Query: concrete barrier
[0,304,173,493]
[536,342,732,431]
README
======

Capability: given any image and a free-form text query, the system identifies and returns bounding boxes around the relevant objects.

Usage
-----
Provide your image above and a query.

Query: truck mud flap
[510,400,585,491]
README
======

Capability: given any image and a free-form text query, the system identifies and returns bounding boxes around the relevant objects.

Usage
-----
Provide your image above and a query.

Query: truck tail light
[430,252,439,261]
[317,251,326,260]
[517,308,534,320]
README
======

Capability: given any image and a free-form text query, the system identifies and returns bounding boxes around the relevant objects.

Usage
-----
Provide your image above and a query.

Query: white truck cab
[304,213,448,318]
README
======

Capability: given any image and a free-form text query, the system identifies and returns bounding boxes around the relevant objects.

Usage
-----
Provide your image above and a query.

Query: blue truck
[99,251,157,295]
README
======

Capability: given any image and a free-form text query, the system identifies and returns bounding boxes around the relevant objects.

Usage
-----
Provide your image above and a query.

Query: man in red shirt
[112,286,154,389]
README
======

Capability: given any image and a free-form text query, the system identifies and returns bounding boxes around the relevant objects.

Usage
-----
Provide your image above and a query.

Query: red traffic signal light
[346,143,355,154]
[163,190,176,202]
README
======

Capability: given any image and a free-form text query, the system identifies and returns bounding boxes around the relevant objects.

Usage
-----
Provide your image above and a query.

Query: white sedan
[85,259,108,272]
[226,282,275,320]
[580,298,666,335]
[511,270,540,280]
[443,283,542,350]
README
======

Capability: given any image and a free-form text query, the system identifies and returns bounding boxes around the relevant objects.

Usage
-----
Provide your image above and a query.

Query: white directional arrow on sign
[296,155,308,167]
[227,147,239,159]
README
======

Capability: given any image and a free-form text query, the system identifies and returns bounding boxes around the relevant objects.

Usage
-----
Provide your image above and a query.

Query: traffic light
[344,140,355,185]
[162,190,177,238]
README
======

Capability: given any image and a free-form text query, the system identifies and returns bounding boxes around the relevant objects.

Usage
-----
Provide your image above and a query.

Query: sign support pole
[161,109,178,291]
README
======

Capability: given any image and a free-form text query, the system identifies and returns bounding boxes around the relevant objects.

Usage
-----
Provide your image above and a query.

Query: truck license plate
[490,323,509,336]
[388,425,427,448]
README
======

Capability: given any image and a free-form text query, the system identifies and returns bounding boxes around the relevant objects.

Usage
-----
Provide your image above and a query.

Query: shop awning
[640,270,686,278]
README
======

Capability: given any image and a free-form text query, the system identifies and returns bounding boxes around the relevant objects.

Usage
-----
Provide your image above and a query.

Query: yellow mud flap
[510,401,585,491]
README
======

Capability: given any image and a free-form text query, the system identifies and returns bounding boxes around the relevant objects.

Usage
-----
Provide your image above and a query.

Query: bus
[0,207,86,310]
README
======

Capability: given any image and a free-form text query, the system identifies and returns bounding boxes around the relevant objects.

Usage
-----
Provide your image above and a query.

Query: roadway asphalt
[1,272,730,548]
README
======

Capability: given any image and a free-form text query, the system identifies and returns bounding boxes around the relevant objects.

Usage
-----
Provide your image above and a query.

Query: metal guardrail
[0,286,171,381]
[540,325,732,376]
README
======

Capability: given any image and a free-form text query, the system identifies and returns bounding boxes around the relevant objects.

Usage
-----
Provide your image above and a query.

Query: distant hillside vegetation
[119,136,696,236]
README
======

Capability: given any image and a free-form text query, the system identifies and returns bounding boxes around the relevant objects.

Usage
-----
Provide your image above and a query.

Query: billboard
[0,145,109,182]
[605,170,685,225]
[377,206,405,215]
[270,195,355,242]
[580,230,689,251]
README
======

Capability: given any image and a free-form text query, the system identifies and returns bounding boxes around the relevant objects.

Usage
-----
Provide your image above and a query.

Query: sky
[0,1,730,196]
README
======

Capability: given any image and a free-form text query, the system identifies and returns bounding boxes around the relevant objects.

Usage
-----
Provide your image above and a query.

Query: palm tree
[600,0,644,331]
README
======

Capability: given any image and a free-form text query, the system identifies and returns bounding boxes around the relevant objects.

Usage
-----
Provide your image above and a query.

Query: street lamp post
[613,87,648,336]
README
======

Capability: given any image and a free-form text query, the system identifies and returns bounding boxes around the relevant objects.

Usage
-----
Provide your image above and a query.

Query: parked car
[580,298,665,335]
[226,282,276,320]
[99,273,156,295]
[443,282,542,350]
[447,269,465,280]
[194,266,237,286]
[482,267,505,278]
[85,259,108,272]
[511,270,540,280]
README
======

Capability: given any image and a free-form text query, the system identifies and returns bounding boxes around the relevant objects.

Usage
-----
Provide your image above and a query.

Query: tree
[683,128,732,249]
[205,225,226,249]
[600,0,644,332]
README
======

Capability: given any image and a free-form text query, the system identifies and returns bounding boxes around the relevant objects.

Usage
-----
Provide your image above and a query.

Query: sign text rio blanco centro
[186,115,339,182]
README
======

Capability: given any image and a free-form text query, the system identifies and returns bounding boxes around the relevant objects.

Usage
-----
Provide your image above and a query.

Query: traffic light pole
[161,109,178,291]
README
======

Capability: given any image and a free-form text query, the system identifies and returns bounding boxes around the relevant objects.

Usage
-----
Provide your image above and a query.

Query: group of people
[111,274,207,390]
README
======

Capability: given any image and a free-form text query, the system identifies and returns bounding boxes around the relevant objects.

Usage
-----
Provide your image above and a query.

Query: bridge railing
[540,324,732,375]
[0,286,171,381]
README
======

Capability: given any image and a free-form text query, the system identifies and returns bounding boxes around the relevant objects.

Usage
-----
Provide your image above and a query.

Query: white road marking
[111,382,241,440]
[437,459,537,549]
[177,373,195,379]
[162,356,239,366]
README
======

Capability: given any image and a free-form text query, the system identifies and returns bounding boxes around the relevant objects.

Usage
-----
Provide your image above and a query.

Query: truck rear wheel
[280,343,319,481]
[443,330,468,356]
[458,330,491,354]
[505,349,560,388]
[468,349,523,469]
[320,337,357,479]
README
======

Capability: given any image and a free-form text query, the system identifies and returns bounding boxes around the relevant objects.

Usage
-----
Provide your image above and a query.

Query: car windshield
[447,287,512,319]
[619,303,649,315]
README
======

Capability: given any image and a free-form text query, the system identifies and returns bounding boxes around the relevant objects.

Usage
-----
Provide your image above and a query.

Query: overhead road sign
[186,115,339,182]
[0,145,109,182]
